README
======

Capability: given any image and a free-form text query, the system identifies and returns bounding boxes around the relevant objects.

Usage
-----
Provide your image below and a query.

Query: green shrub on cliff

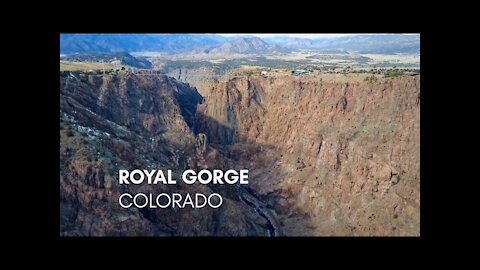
[384,69,404,78]
[364,75,377,83]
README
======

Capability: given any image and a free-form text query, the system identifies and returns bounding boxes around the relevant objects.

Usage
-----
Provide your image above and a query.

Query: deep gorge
[60,72,420,236]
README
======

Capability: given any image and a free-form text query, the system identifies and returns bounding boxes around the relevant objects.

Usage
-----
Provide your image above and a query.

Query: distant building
[261,71,268,76]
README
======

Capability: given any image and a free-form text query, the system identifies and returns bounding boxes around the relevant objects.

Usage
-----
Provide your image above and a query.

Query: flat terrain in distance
[60,61,114,71]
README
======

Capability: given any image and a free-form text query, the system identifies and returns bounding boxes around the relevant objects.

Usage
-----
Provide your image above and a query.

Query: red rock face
[196,75,420,236]
[60,71,420,236]
[60,73,268,236]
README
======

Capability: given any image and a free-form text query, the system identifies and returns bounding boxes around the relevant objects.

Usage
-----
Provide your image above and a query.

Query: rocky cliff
[196,74,420,236]
[60,70,420,236]
[60,72,269,236]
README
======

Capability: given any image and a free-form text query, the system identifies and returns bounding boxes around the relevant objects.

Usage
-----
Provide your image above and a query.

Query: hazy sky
[217,34,355,39]
[217,34,417,39]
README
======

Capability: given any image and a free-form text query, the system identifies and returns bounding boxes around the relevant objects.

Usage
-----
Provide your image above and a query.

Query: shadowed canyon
[60,70,419,236]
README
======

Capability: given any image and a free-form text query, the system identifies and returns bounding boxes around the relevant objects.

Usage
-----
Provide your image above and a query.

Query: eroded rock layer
[60,73,269,236]
[60,71,420,236]
[196,75,420,236]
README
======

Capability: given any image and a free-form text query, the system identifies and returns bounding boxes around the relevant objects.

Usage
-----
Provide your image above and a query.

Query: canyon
[60,70,420,236]
[195,74,420,236]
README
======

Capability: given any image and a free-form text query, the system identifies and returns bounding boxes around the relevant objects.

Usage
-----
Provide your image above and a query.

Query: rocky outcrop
[60,70,420,236]
[60,73,269,236]
[196,77,267,145]
[196,74,420,236]
[60,73,202,139]
[196,133,207,155]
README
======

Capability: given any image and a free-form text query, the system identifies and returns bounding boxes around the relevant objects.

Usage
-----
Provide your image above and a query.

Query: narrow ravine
[238,187,283,237]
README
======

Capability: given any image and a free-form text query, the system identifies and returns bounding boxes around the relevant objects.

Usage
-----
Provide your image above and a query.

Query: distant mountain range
[61,52,152,69]
[313,34,420,54]
[60,34,226,54]
[202,37,285,54]
[60,34,420,55]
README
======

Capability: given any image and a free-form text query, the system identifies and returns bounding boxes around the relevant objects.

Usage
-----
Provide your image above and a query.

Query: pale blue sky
[217,34,417,39]
[217,34,354,39]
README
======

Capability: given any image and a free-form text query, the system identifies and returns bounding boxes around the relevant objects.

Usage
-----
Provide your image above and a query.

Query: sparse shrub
[364,75,377,83]
[384,69,404,78]
[65,129,74,137]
